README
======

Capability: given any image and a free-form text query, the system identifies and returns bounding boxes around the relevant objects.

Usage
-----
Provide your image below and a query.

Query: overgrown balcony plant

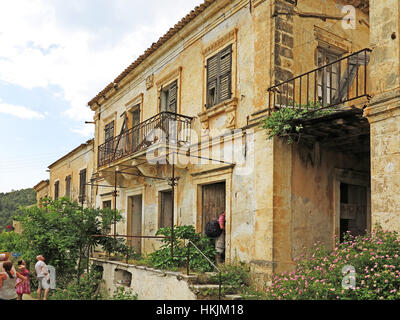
[262,101,333,144]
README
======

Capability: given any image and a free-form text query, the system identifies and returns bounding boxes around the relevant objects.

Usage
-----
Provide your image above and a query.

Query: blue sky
[0,0,204,193]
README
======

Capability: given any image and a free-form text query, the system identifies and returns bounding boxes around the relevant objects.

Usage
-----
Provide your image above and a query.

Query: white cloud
[0,0,204,127]
[0,103,45,119]
[70,124,95,138]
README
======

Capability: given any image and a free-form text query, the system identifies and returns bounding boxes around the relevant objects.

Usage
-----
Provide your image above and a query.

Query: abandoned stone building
[35,0,399,295]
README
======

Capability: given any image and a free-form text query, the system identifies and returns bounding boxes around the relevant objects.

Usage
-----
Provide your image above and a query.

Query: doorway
[339,183,368,242]
[128,195,143,254]
[159,190,173,229]
[201,182,226,234]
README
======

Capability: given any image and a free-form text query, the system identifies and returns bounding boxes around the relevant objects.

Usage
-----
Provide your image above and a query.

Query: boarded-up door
[340,183,367,241]
[202,182,226,234]
[159,190,173,229]
[129,195,142,254]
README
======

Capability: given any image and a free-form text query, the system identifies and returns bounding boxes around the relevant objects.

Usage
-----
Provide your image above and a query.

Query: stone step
[190,284,243,300]
[223,294,244,300]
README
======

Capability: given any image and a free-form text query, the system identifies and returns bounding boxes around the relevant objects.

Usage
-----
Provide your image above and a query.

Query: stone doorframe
[191,165,233,263]
[333,168,371,247]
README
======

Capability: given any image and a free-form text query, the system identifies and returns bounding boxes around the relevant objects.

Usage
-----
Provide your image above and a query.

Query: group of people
[0,253,51,300]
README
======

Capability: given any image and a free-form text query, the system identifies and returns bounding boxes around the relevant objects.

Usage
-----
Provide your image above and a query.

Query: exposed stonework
[365,0,400,231]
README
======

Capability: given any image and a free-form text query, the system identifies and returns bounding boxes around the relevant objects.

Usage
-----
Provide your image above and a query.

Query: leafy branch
[262,101,333,144]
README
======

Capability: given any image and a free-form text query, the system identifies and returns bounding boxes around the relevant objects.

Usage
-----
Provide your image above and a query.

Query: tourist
[0,261,27,300]
[215,212,226,264]
[16,260,31,300]
[0,253,6,272]
[35,255,50,300]
[0,253,16,274]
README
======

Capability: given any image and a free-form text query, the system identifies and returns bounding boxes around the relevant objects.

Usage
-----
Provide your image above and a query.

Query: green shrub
[263,227,400,300]
[149,225,216,272]
[210,262,251,292]
[50,270,105,300]
[111,286,138,300]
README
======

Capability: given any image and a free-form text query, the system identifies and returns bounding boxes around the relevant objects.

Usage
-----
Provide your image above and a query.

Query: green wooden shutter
[218,45,232,102]
[206,45,232,108]
[167,80,178,113]
[207,54,219,108]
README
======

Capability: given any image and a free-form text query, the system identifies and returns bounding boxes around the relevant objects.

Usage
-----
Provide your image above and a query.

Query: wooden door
[159,190,173,229]
[202,182,226,234]
[129,195,142,254]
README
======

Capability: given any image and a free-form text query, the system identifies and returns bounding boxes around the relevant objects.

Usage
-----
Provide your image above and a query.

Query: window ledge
[198,97,238,130]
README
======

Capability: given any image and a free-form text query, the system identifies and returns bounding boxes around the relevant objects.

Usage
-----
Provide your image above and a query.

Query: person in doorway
[0,261,27,300]
[215,212,226,264]
[16,260,31,300]
[35,255,50,300]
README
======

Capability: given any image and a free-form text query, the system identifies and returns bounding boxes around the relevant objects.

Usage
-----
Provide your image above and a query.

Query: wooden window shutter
[167,80,178,113]
[65,175,71,198]
[206,44,232,108]
[218,45,232,102]
[79,169,87,203]
[207,54,219,108]
[54,181,59,200]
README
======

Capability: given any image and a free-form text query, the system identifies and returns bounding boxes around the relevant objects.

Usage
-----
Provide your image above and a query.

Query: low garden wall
[90,258,197,300]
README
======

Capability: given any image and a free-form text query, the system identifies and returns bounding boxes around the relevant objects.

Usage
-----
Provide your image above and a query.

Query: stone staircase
[184,272,245,300]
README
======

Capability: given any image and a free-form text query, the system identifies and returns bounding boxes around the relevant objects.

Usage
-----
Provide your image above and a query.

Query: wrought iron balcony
[267,48,372,113]
[98,111,193,167]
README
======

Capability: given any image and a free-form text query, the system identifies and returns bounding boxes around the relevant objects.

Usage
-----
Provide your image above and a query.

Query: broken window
[104,120,115,158]
[317,48,340,106]
[102,200,111,209]
[206,45,232,109]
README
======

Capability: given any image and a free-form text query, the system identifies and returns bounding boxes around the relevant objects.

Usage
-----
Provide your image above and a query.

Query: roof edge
[48,138,94,169]
[88,0,217,108]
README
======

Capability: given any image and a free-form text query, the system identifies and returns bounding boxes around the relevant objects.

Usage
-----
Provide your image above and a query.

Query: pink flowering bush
[263,227,400,300]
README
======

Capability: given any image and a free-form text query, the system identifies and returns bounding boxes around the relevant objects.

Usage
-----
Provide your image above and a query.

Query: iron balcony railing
[267,48,372,113]
[98,111,193,167]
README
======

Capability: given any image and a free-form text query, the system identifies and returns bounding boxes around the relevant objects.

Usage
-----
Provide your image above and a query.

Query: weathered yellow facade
[46,139,94,207]
[33,179,50,204]
[35,0,400,286]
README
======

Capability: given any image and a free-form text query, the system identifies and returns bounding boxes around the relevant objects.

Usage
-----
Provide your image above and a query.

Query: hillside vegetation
[0,188,36,231]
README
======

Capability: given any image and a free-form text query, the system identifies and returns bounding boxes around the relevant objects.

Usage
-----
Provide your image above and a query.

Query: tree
[0,188,36,231]
[14,197,126,287]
